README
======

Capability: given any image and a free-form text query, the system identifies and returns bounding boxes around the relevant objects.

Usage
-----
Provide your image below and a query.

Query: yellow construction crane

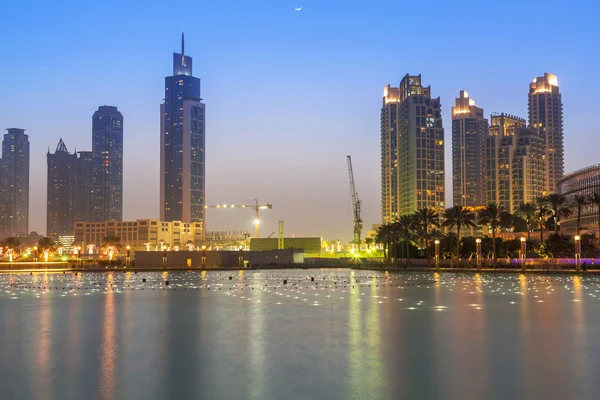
[204,199,272,238]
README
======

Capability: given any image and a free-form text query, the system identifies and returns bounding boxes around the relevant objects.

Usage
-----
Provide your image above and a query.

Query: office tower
[486,113,545,213]
[47,139,77,238]
[529,73,563,194]
[381,74,445,224]
[451,91,488,208]
[0,128,30,237]
[91,105,123,222]
[160,33,205,228]
[74,151,93,223]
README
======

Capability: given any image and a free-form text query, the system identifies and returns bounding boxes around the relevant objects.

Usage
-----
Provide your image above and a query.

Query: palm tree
[517,202,537,240]
[1,237,21,258]
[478,203,511,263]
[547,193,572,235]
[37,237,56,252]
[442,206,477,263]
[393,215,414,262]
[588,192,600,246]
[101,235,121,253]
[535,196,552,243]
[413,208,440,260]
[375,224,393,262]
[573,194,588,236]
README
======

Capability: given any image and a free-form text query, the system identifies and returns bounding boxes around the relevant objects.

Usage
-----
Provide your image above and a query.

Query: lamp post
[34,246,38,265]
[434,240,440,270]
[475,238,482,269]
[520,237,526,272]
[126,245,131,268]
[574,235,581,272]
[201,245,206,268]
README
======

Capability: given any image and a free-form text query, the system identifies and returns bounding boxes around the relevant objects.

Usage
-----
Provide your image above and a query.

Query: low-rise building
[73,219,203,252]
[558,164,600,235]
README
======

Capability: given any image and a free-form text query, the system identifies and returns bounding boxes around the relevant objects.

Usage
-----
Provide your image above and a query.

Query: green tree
[442,206,477,263]
[478,203,510,263]
[392,216,414,262]
[547,193,572,235]
[375,224,393,262]
[517,202,538,240]
[572,194,588,236]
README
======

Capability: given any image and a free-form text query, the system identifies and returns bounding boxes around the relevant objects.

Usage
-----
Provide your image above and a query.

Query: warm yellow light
[575,235,581,241]
[476,238,482,243]
[126,245,131,250]
[434,240,440,245]
[520,237,526,242]
[253,219,260,225]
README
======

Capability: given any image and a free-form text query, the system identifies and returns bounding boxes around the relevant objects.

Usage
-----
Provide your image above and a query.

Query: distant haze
[1,0,598,241]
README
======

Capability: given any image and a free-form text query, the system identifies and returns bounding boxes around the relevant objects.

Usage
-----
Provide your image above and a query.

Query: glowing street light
[520,237,526,272]
[475,238,482,269]
[434,240,440,270]
[575,235,581,272]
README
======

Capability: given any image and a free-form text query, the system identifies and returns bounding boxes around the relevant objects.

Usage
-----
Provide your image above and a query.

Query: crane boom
[204,200,272,238]
[347,155,362,247]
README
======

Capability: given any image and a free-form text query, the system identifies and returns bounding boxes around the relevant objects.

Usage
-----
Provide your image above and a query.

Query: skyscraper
[92,105,123,222]
[160,33,205,228]
[381,74,445,223]
[74,151,93,223]
[529,73,563,194]
[486,113,545,213]
[0,128,30,237]
[452,91,488,208]
[47,138,77,238]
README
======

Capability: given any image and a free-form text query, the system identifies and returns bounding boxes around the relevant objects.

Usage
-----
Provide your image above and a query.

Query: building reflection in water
[34,273,53,400]
[99,273,116,400]
[248,272,266,400]
[348,272,383,400]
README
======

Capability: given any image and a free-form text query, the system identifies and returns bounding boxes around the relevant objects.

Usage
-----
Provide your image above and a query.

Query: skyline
[1,0,599,241]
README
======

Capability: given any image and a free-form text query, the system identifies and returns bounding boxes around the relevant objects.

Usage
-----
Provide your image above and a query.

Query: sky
[0,0,598,242]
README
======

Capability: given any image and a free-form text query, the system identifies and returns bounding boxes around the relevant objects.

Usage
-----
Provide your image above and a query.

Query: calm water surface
[1,269,599,399]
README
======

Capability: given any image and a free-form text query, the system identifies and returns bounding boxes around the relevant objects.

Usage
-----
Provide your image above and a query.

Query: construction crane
[204,199,272,238]
[347,155,362,248]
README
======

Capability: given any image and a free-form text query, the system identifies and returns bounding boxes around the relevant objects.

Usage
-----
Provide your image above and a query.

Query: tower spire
[181,32,185,66]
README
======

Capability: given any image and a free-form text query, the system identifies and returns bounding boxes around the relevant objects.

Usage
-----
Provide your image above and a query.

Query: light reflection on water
[1,270,600,399]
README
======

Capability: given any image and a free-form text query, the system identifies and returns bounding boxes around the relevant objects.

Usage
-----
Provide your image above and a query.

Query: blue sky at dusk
[0,0,598,241]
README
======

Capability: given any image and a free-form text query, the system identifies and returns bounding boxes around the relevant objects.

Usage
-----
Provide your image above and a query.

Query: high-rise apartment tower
[451,91,488,208]
[529,73,563,194]
[47,139,77,238]
[381,74,445,223]
[0,128,30,237]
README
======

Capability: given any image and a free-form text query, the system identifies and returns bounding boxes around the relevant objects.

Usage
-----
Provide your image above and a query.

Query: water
[1,269,599,400]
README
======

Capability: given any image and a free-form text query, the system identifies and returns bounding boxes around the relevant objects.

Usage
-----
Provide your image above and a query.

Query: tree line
[375,192,600,262]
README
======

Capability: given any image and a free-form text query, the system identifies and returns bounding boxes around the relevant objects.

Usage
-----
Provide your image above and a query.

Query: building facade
[451,91,488,208]
[92,105,123,222]
[73,219,203,251]
[529,73,563,194]
[47,139,77,238]
[381,74,445,223]
[0,128,30,237]
[486,113,545,213]
[557,164,600,235]
[160,33,205,230]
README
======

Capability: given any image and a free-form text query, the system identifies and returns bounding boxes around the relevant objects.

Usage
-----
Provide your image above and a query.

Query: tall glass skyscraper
[451,91,488,208]
[160,33,205,228]
[381,74,445,223]
[47,138,77,238]
[529,73,563,194]
[92,106,123,222]
[0,128,30,237]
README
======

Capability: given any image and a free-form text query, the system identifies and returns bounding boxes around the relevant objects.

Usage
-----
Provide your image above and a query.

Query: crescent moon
[295,7,302,11]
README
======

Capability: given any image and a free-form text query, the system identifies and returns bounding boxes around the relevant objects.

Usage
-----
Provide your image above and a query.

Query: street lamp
[201,245,206,268]
[126,245,131,268]
[475,238,482,269]
[434,240,440,270]
[574,235,581,272]
[520,237,526,272]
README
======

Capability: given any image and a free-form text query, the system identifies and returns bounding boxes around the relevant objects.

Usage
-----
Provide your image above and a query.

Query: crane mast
[347,155,362,247]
